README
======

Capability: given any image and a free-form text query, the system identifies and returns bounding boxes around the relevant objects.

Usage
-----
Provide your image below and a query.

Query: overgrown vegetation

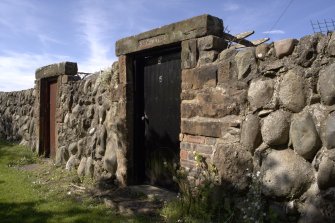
[0,140,155,223]
[161,152,234,223]
[161,152,281,223]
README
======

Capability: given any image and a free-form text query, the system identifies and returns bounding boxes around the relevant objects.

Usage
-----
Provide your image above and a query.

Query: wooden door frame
[39,77,58,158]
[131,44,181,184]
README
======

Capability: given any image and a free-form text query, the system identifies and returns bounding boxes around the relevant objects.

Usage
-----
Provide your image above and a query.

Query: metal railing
[311,19,335,34]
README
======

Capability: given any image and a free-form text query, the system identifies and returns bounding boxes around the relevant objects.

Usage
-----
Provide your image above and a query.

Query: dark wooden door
[49,81,57,158]
[135,49,181,188]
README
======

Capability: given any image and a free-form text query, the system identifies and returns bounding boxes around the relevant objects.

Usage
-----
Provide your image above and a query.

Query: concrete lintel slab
[35,61,78,80]
[115,14,223,56]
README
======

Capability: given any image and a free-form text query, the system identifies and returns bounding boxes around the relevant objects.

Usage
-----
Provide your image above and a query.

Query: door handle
[141,113,148,121]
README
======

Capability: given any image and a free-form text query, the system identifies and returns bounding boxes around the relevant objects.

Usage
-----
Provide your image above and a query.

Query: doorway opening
[40,78,57,158]
[133,46,181,189]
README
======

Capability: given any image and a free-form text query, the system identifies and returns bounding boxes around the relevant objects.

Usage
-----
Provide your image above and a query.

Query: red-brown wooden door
[49,81,57,158]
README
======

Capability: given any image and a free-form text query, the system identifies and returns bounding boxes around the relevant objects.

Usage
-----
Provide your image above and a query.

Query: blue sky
[0,0,334,91]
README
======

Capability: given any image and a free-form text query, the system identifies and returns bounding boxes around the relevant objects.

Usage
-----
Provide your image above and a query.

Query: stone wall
[54,62,127,183]
[0,89,36,148]
[179,32,335,222]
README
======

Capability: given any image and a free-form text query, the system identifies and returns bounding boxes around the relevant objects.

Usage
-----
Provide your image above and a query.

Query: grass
[0,140,158,223]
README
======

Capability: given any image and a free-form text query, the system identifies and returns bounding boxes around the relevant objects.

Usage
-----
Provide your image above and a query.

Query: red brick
[180,142,192,151]
[180,149,189,161]
[183,134,206,144]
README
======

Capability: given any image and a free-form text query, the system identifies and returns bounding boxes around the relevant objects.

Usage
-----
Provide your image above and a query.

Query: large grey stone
[290,112,321,160]
[100,125,107,151]
[298,183,335,223]
[255,43,269,59]
[218,48,237,61]
[261,110,291,146]
[55,146,69,166]
[103,131,118,174]
[317,149,335,190]
[77,138,86,158]
[279,70,305,112]
[77,157,87,177]
[35,61,77,79]
[66,155,79,171]
[72,104,81,115]
[325,112,335,149]
[235,48,256,80]
[197,35,226,51]
[197,50,219,66]
[213,143,253,191]
[274,38,297,58]
[261,149,314,198]
[295,34,318,67]
[68,142,78,155]
[327,32,335,56]
[99,106,107,124]
[86,106,95,119]
[85,157,94,177]
[181,39,198,69]
[248,77,274,110]
[318,63,335,105]
[217,59,239,84]
[240,114,262,153]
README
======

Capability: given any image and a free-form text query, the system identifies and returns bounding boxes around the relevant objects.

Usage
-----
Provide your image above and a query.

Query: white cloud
[262,30,285,34]
[223,3,240,12]
[0,51,69,91]
[38,34,64,47]
[0,1,68,91]
[75,1,118,73]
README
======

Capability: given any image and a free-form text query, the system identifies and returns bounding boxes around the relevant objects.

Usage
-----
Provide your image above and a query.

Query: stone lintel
[35,62,78,80]
[115,14,223,56]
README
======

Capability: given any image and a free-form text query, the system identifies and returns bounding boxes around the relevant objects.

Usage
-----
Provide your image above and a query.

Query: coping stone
[115,14,223,56]
[35,61,78,80]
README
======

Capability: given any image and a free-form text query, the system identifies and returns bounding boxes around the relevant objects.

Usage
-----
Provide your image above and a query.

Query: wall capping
[35,61,78,80]
[115,14,223,56]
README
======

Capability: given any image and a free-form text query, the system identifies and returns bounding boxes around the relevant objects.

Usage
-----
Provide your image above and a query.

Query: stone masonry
[177,31,335,223]
[0,14,335,222]
[0,89,36,148]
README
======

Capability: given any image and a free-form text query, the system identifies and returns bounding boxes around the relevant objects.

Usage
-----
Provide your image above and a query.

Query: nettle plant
[162,152,234,223]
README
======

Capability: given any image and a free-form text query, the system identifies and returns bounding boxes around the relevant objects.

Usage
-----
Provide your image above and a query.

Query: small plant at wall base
[161,152,234,223]
[240,170,267,223]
